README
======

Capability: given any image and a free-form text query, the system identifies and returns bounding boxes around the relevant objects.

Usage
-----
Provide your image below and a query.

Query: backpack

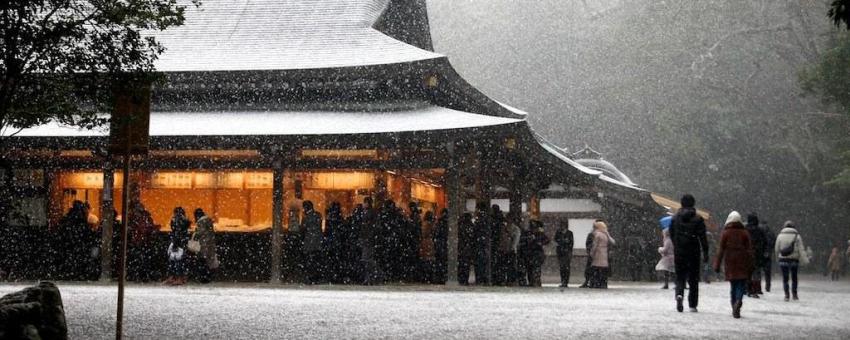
[779,234,797,257]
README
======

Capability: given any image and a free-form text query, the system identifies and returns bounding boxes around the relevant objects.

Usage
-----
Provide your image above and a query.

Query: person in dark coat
[555,220,574,288]
[376,200,402,281]
[745,213,767,297]
[166,207,190,286]
[324,202,344,283]
[403,202,422,282]
[472,203,491,285]
[762,223,776,292]
[127,201,157,282]
[457,213,475,285]
[526,219,551,287]
[713,211,754,319]
[302,200,324,284]
[433,209,449,284]
[579,230,595,288]
[57,200,94,281]
[489,205,506,285]
[340,204,364,283]
[358,198,382,285]
[669,194,709,313]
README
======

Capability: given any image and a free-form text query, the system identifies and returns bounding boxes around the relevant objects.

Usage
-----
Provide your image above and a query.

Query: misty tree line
[431,0,850,261]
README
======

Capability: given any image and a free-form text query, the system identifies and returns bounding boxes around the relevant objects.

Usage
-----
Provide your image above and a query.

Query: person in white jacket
[774,221,808,302]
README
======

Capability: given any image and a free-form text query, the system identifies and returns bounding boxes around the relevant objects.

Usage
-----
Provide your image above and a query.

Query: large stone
[0,282,67,340]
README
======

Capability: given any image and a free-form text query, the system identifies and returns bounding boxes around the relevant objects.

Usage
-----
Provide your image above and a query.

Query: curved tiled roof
[152,0,443,72]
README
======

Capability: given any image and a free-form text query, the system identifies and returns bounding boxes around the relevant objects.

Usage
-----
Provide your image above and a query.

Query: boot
[676,295,684,312]
[732,300,742,319]
[792,292,798,301]
[784,292,790,302]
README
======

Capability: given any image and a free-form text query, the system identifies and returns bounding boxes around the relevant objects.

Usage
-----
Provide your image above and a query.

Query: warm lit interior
[55,168,446,233]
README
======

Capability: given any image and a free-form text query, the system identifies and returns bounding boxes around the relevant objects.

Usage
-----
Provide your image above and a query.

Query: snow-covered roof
[152,0,443,72]
[11,105,522,137]
[534,134,646,192]
[575,158,637,187]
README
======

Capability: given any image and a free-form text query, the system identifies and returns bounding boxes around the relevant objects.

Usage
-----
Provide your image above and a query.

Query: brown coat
[713,222,754,281]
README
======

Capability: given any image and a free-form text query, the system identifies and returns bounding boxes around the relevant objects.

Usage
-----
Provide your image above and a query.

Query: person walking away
[192,208,218,283]
[827,246,842,281]
[166,207,190,286]
[457,213,475,285]
[713,211,754,319]
[775,221,809,301]
[579,230,595,288]
[302,200,324,284]
[762,224,776,292]
[744,213,766,298]
[433,209,449,284]
[472,203,492,285]
[656,226,675,289]
[497,211,522,286]
[588,220,615,289]
[555,220,574,288]
[669,194,709,312]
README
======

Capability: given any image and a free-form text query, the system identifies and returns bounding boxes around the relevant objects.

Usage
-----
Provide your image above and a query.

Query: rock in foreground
[0,282,67,340]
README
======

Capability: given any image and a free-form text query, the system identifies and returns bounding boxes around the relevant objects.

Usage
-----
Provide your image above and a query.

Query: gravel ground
[1,276,848,339]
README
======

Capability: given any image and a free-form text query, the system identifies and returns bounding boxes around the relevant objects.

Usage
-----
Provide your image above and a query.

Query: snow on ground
[1,276,849,339]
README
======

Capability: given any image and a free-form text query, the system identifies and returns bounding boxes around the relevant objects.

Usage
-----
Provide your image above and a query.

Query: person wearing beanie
[669,194,709,313]
[714,211,754,319]
[774,221,809,301]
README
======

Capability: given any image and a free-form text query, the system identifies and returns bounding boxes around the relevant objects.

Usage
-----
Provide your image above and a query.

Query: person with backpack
[669,194,709,313]
[775,221,809,301]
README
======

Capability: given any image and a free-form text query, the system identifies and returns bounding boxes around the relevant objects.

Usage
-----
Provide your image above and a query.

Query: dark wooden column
[100,163,115,281]
[270,157,284,283]
[445,143,461,283]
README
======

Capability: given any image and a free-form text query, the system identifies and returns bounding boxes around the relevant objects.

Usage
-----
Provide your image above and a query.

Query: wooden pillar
[270,158,284,283]
[529,194,541,220]
[100,164,115,281]
[445,152,461,283]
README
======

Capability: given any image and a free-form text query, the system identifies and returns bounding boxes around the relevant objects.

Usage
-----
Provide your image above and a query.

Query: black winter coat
[746,223,767,268]
[669,208,708,264]
[555,229,574,257]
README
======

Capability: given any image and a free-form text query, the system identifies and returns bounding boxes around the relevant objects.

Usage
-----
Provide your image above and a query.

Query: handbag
[187,233,201,253]
[779,234,797,257]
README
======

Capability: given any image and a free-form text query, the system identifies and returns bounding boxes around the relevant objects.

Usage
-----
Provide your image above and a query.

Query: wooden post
[100,165,115,281]
[270,157,284,283]
[115,145,131,340]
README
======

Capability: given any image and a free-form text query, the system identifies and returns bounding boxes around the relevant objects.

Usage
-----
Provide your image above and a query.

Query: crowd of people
[657,194,815,319]
[282,198,450,285]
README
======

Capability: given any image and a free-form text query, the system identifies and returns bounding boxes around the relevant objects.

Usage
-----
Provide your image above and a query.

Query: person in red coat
[713,211,754,319]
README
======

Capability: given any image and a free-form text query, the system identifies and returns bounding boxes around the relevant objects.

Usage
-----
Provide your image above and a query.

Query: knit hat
[680,194,696,208]
[746,213,759,226]
[725,211,743,226]
[783,220,795,229]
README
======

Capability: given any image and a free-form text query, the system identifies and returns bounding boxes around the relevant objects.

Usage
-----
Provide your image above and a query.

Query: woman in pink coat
[656,228,675,289]
[588,220,616,288]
